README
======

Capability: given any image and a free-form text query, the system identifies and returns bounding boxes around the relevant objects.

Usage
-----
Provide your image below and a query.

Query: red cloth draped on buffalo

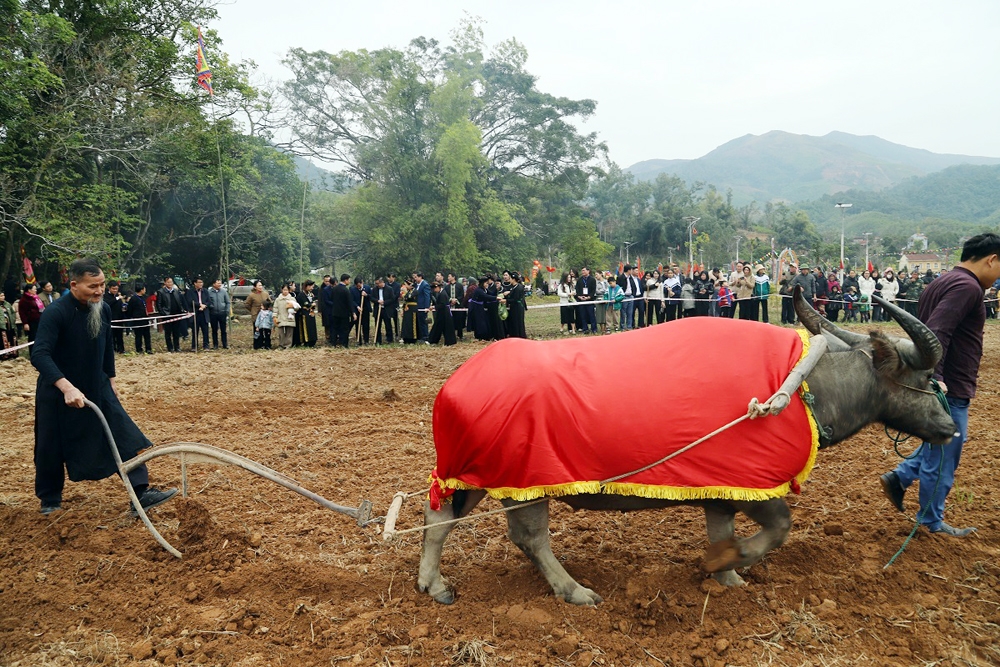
[430,318,819,504]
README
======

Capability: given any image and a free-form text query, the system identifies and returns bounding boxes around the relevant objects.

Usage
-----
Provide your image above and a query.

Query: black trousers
[428,310,456,345]
[162,320,182,351]
[134,326,152,353]
[355,312,371,345]
[781,296,797,324]
[417,311,429,341]
[112,327,125,353]
[253,328,272,349]
[35,443,148,506]
[331,316,351,347]
[375,309,395,344]
[210,313,228,348]
[191,316,209,349]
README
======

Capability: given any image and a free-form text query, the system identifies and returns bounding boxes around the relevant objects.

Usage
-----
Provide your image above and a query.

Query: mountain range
[626,131,1000,205]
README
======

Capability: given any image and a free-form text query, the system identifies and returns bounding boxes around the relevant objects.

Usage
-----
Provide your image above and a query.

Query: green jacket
[0,301,15,331]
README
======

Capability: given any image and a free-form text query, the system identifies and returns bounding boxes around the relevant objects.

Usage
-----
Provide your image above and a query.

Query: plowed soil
[1,321,998,667]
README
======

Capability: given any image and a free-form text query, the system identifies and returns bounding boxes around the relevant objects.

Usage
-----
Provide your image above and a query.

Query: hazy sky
[215,0,1000,167]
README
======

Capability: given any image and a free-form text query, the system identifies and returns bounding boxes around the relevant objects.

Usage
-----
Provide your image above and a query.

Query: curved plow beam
[86,400,374,559]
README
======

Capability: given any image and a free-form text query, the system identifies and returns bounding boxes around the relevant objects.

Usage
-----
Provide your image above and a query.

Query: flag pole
[197,27,229,294]
[209,100,230,294]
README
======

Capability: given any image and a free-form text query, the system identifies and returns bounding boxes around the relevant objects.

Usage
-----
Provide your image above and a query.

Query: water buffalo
[417,289,957,605]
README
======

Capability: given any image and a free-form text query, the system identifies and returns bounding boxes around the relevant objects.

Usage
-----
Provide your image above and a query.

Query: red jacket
[717,286,733,307]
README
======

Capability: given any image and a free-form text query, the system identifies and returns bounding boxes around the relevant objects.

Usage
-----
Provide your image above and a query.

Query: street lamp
[622,241,636,266]
[734,234,742,264]
[835,202,852,278]
[683,216,700,278]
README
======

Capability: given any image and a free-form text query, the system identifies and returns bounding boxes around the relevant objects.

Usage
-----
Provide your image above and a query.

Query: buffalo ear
[869,331,903,376]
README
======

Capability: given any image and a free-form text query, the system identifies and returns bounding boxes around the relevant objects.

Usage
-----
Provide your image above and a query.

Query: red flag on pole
[867,260,874,273]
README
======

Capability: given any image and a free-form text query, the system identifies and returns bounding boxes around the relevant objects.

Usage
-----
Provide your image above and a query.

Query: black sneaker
[879,472,905,513]
[130,487,178,517]
[40,504,62,515]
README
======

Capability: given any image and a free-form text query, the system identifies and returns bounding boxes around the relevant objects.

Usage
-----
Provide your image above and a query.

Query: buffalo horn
[793,286,869,346]
[872,295,942,370]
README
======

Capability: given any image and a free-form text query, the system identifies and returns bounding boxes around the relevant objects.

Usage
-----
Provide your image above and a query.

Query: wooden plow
[86,399,376,558]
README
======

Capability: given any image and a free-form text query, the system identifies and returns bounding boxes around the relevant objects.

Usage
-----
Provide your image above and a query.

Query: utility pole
[622,241,635,266]
[734,234,742,265]
[863,232,873,271]
[683,216,700,279]
[835,202,852,280]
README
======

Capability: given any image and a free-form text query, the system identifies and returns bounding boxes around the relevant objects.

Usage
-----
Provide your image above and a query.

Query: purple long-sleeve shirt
[917,266,985,399]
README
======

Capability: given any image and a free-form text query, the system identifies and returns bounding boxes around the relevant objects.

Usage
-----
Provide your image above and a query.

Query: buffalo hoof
[417,580,455,605]
[703,539,742,573]
[563,586,603,606]
[712,570,746,587]
[433,589,456,605]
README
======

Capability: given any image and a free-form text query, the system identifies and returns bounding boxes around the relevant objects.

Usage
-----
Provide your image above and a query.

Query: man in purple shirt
[880,233,1000,536]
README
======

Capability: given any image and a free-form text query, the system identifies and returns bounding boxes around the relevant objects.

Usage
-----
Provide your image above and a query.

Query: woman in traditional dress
[400,280,420,344]
[295,280,318,347]
[468,276,498,341]
[503,272,527,339]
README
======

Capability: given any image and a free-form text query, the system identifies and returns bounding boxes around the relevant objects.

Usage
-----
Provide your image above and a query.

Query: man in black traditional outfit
[427,282,457,346]
[32,258,177,515]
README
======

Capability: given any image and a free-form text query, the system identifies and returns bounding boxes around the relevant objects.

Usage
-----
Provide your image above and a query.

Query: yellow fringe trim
[431,331,823,503]
[794,330,822,489]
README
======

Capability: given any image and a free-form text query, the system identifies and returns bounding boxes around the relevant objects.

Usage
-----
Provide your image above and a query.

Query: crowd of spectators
[3,262,999,358]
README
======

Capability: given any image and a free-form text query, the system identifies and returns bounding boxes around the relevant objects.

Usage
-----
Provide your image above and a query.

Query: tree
[280,19,603,274]
[562,217,612,271]
[0,2,309,288]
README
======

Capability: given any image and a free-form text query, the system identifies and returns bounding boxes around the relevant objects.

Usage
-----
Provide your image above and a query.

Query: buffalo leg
[703,502,746,587]
[418,490,487,604]
[503,499,603,606]
[703,499,791,574]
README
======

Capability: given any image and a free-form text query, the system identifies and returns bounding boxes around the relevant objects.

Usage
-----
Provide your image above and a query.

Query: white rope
[110,312,193,329]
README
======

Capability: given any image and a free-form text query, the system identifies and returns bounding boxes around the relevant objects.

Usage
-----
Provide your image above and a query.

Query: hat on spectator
[754,264,765,272]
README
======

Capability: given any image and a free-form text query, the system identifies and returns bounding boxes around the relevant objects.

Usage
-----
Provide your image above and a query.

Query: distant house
[898,252,950,275]
[907,233,928,251]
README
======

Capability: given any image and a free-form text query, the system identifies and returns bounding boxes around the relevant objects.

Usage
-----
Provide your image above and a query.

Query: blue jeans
[893,396,969,529]
[620,299,635,330]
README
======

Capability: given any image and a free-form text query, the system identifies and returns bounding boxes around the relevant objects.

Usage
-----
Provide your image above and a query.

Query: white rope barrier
[110,311,194,329]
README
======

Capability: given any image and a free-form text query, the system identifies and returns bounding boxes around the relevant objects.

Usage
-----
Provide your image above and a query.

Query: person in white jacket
[880,269,899,303]
[858,270,877,300]
[556,273,576,334]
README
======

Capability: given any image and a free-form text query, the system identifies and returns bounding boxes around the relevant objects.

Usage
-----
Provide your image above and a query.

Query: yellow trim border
[432,331,822,503]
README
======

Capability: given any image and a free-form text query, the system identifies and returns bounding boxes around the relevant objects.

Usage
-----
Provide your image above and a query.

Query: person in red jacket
[18,283,44,354]
[716,280,733,319]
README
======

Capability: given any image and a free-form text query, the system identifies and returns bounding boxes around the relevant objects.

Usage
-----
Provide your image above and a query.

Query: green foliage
[281,18,602,275]
[0,0,308,288]
[561,217,613,270]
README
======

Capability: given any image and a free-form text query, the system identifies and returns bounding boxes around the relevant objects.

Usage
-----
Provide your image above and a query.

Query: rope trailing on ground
[883,382,950,569]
